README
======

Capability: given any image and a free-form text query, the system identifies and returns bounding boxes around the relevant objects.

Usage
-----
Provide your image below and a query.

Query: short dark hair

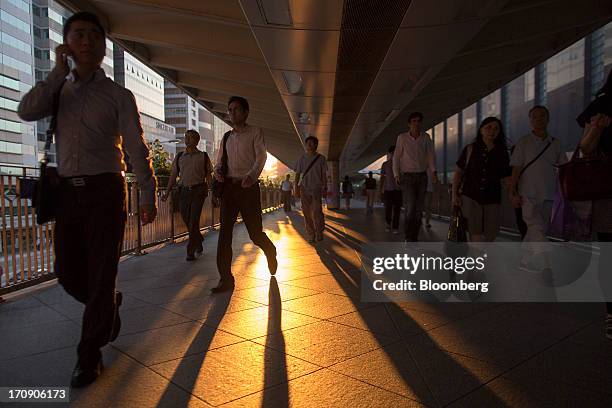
[185,129,200,140]
[228,96,249,112]
[63,12,105,42]
[388,145,395,153]
[408,112,424,122]
[304,136,318,147]
[529,105,549,119]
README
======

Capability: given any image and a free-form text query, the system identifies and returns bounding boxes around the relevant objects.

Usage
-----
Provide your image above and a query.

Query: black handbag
[447,206,468,242]
[212,130,231,198]
[33,81,65,225]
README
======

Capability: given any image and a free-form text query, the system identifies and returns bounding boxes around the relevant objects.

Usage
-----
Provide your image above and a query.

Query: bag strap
[459,144,474,194]
[299,154,321,184]
[43,80,67,163]
[220,130,231,176]
[519,139,553,177]
[175,151,184,174]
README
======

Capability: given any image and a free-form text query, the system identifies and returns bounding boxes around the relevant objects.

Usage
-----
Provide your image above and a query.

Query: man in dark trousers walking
[18,12,156,387]
[163,130,212,260]
[212,96,277,293]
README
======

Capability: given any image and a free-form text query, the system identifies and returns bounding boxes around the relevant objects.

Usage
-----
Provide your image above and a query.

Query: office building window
[191,119,196,126]
[49,29,63,44]
[0,119,22,133]
[446,114,459,173]
[0,97,20,112]
[6,0,30,13]
[0,140,23,154]
[1,10,31,33]
[48,8,63,25]
[1,32,31,54]
[1,54,32,74]
[0,74,20,91]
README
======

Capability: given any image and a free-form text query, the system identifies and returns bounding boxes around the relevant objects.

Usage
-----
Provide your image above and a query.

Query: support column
[327,160,341,210]
[535,63,547,106]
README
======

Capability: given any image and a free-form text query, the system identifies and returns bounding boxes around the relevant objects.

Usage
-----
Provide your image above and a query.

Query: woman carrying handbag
[575,71,612,341]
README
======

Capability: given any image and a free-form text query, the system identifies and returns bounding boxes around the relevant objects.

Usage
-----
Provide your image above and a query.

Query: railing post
[134,182,145,256]
[170,196,175,243]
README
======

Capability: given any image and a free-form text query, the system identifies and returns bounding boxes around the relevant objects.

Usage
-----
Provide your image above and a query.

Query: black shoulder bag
[212,130,231,198]
[33,81,66,225]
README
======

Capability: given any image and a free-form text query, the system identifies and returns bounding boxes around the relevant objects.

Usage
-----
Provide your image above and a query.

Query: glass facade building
[0,0,36,170]
[114,48,164,121]
[418,22,612,184]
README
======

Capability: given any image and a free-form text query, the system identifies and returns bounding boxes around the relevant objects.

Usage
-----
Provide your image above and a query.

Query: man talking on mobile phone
[18,12,157,387]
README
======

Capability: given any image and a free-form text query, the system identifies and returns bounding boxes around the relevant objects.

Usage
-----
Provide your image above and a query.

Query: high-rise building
[164,80,230,159]
[0,0,37,171]
[197,106,214,154]
[31,0,114,159]
[114,47,176,154]
[164,80,198,150]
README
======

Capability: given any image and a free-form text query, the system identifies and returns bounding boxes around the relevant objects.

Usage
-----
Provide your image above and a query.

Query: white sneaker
[392,229,399,234]
[385,225,391,232]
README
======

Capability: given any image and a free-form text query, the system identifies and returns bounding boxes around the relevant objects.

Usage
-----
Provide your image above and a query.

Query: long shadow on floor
[290,212,508,407]
[262,276,289,407]
[154,291,233,407]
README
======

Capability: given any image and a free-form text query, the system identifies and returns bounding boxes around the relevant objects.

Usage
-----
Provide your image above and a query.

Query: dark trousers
[600,232,612,314]
[401,172,428,241]
[282,190,292,212]
[217,182,276,280]
[179,184,207,255]
[383,189,402,229]
[54,174,126,368]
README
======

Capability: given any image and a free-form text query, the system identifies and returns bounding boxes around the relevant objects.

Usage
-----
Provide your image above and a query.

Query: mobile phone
[66,55,75,71]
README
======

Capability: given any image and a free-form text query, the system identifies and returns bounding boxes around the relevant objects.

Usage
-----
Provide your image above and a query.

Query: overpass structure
[59,0,612,201]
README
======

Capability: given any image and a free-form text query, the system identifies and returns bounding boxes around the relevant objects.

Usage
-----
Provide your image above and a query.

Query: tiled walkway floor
[1,203,611,407]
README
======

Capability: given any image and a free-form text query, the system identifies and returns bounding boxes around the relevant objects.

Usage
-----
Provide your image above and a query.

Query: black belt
[60,172,123,187]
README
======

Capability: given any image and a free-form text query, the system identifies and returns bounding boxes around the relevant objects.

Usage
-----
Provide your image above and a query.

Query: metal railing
[0,167,282,295]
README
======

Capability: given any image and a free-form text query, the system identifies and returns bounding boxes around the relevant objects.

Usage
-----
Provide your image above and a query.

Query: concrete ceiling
[59,0,612,173]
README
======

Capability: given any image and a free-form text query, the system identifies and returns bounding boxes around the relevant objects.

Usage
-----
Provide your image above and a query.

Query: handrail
[0,170,282,295]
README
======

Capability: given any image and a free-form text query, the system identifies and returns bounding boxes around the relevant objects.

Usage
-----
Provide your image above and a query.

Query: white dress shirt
[392,131,436,178]
[18,66,156,205]
[214,125,267,180]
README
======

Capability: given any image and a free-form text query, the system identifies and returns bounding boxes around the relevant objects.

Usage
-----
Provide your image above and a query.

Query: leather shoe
[71,358,102,388]
[110,291,122,342]
[211,279,235,293]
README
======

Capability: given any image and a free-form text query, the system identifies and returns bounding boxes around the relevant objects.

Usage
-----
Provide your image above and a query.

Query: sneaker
[606,314,612,341]
[186,254,196,261]
[385,224,391,232]
[392,229,399,234]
